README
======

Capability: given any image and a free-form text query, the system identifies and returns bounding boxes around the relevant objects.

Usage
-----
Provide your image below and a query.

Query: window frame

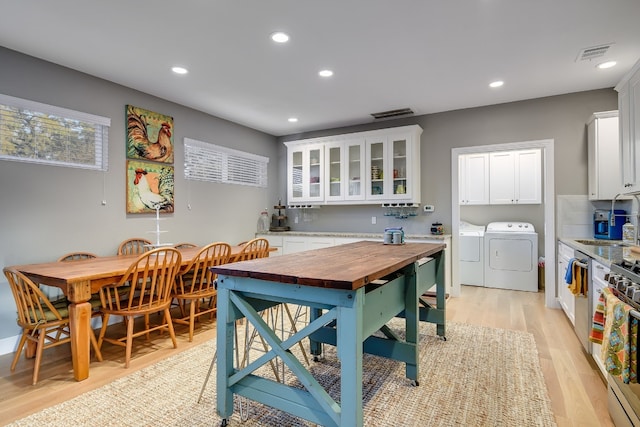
[0,93,110,171]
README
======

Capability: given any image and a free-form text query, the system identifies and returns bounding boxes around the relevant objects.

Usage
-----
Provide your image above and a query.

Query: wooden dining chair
[97,247,181,368]
[117,238,152,256]
[172,242,231,342]
[57,252,98,262]
[3,267,103,385]
[235,238,270,261]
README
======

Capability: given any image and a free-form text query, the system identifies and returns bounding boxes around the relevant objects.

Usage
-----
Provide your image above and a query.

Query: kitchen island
[213,241,445,427]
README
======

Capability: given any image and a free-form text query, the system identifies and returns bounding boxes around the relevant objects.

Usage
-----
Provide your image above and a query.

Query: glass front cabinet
[286,143,324,204]
[365,133,415,201]
[285,125,422,205]
[325,139,366,202]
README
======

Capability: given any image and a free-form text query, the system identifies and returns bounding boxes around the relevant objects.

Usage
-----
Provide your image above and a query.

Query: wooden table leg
[68,301,92,381]
[338,289,364,426]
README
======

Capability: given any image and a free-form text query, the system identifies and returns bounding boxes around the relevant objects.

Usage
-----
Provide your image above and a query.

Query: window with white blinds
[0,94,110,171]
[184,137,269,188]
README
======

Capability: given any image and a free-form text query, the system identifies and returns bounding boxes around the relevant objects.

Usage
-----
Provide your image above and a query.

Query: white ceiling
[1,1,639,136]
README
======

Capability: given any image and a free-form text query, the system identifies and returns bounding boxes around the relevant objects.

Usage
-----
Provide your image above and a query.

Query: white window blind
[184,137,269,188]
[0,94,110,171]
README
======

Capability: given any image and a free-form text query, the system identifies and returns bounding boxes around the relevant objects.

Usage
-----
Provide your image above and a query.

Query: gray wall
[0,44,619,345]
[278,89,618,241]
[0,47,279,341]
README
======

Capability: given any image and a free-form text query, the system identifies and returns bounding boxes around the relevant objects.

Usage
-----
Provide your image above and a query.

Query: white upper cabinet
[365,131,419,202]
[286,143,324,204]
[325,139,366,202]
[459,153,489,204]
[588,111,620,200]
[489,149,541,204]
[285,125,422,205]
[616,58,640,193]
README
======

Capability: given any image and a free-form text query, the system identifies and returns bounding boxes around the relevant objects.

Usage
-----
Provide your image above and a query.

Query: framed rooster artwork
[126,160,174,214]
[126,105,174,164]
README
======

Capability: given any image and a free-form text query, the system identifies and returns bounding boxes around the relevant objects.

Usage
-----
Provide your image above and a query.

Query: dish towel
[600,287,637,383]
[568,260,588,296]
[589,291,606,344]
[564,258,575,285]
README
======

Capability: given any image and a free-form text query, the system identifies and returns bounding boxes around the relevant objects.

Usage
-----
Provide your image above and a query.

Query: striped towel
[589,291,606,344]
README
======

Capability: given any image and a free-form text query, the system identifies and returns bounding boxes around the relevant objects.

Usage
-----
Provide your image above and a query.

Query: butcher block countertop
[212,240,445,290]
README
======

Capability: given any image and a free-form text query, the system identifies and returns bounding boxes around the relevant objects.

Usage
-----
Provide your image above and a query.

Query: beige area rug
[8,321,556,427]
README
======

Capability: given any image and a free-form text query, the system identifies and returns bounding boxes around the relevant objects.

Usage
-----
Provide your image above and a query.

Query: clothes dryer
[484,222,538,292]
[459,221,485,286]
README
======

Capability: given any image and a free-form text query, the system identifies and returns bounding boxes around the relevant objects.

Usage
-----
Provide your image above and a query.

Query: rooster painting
[126,160,174,213]
[126,105,174,164]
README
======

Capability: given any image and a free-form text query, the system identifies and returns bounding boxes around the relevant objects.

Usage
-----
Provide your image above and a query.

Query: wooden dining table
[9,244,271,381]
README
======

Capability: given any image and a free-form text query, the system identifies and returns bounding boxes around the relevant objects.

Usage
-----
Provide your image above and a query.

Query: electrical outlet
[371,216,377,225]
[423,205,435,212]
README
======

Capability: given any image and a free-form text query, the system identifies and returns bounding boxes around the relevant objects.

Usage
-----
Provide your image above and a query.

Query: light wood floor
[0,286,613,426]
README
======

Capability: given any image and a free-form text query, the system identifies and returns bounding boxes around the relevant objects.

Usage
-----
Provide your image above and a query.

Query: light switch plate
[371,216,377,224]
[423,205,435,212]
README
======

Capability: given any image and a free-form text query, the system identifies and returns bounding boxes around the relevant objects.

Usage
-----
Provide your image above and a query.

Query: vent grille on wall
[575,43,613,62]
[371,108,414,120]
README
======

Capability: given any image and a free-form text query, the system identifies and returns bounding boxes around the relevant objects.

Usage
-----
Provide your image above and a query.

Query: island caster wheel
[439,335,447,341]
[411,380,420,387]
[220,419,228,427]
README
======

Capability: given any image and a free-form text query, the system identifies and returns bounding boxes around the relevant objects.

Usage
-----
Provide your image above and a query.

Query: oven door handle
[574,259,589,269]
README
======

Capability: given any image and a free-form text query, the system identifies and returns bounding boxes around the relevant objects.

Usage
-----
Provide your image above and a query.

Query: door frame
[451,139,557,308]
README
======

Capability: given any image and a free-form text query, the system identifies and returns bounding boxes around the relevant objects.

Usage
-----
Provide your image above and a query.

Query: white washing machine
[484,222,538,292]
[459,221,485,286]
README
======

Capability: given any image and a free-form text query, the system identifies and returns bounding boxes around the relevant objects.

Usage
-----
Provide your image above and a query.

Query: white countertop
[258,231,451,241]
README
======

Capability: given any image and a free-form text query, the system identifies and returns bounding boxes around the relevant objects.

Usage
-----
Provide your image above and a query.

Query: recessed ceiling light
[288,117,298,123]
[171,66,188,75]
[271,32,290,43]
[597,61,617,69]
[489,80,504,88]
[319,69,334,78]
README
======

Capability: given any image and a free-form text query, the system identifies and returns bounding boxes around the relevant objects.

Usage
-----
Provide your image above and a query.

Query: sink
[574,239,624,247]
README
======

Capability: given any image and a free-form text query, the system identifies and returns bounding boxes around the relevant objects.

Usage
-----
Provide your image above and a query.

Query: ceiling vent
[371,108,414,120]
[575,43,614,62]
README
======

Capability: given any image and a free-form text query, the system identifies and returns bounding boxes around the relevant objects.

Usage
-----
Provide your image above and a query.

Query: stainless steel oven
[606,261,640,426]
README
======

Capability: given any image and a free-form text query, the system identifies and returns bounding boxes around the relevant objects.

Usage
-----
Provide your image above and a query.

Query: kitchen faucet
[611,192,640,245]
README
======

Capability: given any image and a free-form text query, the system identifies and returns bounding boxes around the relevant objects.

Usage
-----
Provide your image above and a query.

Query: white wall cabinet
[365,131,420,203]
[285,125,422,205]
[459,153,489,205]
[489,149,541,204]
[616,58,640,193]
[285,143,324,204]
[557,241,575,325]
[588,111,620,200]
[325,139,366,202]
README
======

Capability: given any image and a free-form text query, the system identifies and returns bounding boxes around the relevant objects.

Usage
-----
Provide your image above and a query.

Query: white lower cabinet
[591,259,609,377]
[557,241,575,325]
[260,235,283,256]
